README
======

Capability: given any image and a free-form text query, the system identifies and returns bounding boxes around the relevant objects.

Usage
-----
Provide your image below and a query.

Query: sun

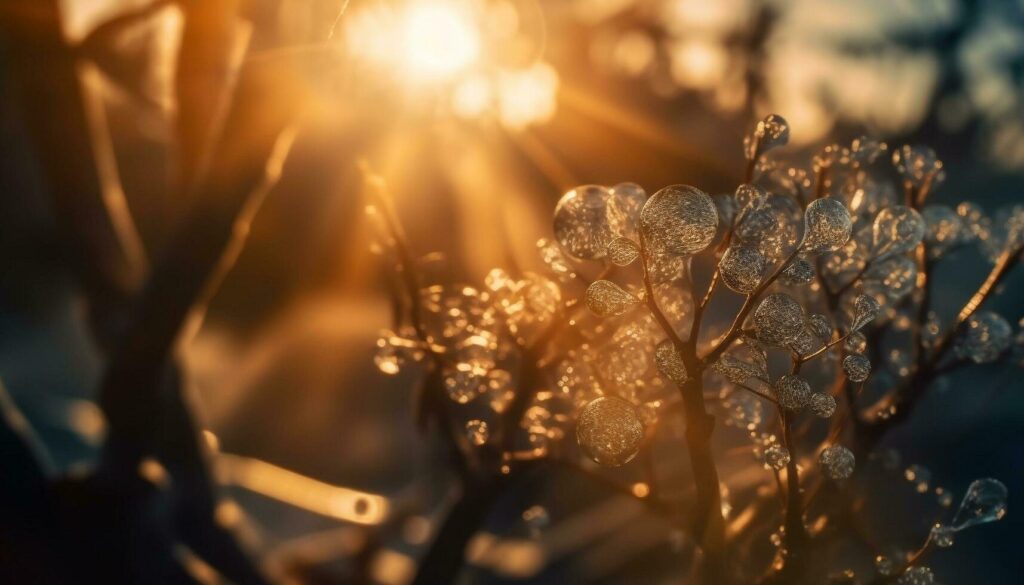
[401,2,481,80]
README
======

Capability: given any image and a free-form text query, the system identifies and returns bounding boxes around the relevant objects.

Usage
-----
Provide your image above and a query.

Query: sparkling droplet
[872,206,925,259]
[576,396,644,467]
[607,236,640,266]
[654,339,688,384]
[809,392,837,418]
[744,114,790,160]
[955,312,1012,364]
[639,185,718,256]
[444,363,487,404]
[851,293,881,331]
[753,293,805,346]
[820,445,856,480]
[719,246,766,293]
[950,478,1007,531]
[801,198,853,253]
[465,420,489,446]
[373,329,424,375]
[896,566,935,585]
[780,259,815,286]
[776,374,812,411]
[843,354,871,383]
[585,280,640,317]
[764,444,791,471]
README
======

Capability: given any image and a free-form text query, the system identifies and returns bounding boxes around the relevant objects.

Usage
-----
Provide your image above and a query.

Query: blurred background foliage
[0,0,1021,583]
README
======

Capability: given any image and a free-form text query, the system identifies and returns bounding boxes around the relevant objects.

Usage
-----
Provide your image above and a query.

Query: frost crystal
[776,374,812,410]
[753,293,805,346]
[607,236,640,266]
[639,185,718,256]
[719,246,766,294]
[955,311,1012,364]
[801,198,853,253]
[585,280,640,317]
[872,206,925,259]
[842,354,871,383]
[576,396,645,467]
[820,445,856,480]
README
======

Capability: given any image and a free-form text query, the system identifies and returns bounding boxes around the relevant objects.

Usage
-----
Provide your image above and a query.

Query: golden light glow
[402,2,481,79]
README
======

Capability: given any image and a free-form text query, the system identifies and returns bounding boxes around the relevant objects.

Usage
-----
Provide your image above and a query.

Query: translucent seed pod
[955,311,1012,364]
[465,420,490,446]
[654,339,688,384]
[896,566,935,585]
[872,206,925,259]
[850,136,886,164]
[845,331,867,354]
[719,246,766,294]
[820,445,856,480]
[764,444,791,471]
[851,293,881,331]
[800,198,853,253]
[553,185,617,260]
[808,314,833,341]
[776,374,812,410]
[892,144,945,191]
[744,113,790,160]
[949,478,1008,531]
[842,354,871,383]
[606,236,640,266]
[809,392,837,418]
[780,259,815,286]
[753,293,806,346]
[585,280,640,317]
[576,396,645,467]
[639,185,718,256]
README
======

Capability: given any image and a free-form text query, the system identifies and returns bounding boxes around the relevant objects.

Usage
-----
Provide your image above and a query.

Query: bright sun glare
[402,3,481,79]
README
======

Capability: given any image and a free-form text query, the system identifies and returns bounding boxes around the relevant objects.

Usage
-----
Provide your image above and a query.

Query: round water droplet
[585,280,640,317]
[576,396,644,467]
[465,420,490,446]
[843,354,871,382]
[809,392,837,418]
[764,444,791,471]
[801,198,853,253]
[951,478,1007,531]
[776,374,812,411]
[872,206,925,259]
[780,259,815,286]
[719,246,766,293]
[639,185,718,256]
[955,312,1012,364]
[820,445,856,480]
[607,236,640,266]
[654,339,688,384]
[753,293,805,346]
